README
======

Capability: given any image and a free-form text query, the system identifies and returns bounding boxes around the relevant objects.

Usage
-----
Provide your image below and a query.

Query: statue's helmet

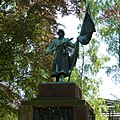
[57,29,65,36]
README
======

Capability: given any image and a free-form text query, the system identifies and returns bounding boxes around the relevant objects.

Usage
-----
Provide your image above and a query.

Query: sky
[57,14,120,100]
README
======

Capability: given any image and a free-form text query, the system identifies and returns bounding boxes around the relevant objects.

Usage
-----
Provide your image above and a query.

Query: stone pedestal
[38,82,82,99]
[19,82,95,120]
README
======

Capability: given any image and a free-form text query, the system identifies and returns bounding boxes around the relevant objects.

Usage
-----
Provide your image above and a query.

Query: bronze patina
[46,29,76,82]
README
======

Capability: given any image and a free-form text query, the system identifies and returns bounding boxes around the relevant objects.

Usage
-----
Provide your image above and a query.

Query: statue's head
[57,29,65,37]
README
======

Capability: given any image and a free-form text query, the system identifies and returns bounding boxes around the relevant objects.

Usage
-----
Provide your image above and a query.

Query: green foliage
[114,101,120,113]
[69,2,111,117]
[98,0,120,83]
[70,38,109,119]
[0,0,79,119]
[82,0,119,64]
[70,69,107,119]
[75,1,120,118]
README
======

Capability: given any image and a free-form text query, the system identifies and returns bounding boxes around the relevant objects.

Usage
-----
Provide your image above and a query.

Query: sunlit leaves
[0,0,79,119]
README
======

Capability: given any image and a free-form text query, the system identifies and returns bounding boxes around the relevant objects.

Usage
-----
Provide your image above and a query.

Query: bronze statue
[45,29,76,82]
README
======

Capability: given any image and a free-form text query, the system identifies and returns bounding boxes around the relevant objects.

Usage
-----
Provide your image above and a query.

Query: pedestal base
[38,82,82,99]
[19,83,95,120]
[19,99,95,120]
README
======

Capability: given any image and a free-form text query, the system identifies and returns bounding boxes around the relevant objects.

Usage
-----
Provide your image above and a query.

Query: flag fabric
[68,5,95,81]
[78,5,96,45]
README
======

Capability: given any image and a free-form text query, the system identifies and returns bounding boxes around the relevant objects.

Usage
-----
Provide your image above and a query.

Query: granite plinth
[19,99,95,120]
[38,82,82,99]
[19,82,95,120]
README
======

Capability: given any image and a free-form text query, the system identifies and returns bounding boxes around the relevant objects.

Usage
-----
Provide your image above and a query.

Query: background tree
[70,39,109,119]
[98,0,120,113]
[70,0,113,119]
[0,0,79,119]
[83,0,120,98]
[99,0,120,83]
[77,0,120,116]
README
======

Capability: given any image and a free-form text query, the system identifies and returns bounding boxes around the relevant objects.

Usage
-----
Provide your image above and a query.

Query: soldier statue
[45,29,76,82]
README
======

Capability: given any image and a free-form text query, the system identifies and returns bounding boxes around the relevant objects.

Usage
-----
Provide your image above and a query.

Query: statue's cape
[78,5,96,45]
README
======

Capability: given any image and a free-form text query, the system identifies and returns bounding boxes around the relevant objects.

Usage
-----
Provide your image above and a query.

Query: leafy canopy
[0,0,79,119]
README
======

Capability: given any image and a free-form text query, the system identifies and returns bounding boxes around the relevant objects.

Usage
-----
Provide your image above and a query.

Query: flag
[68,5,96,81]
[78,4,96,45]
